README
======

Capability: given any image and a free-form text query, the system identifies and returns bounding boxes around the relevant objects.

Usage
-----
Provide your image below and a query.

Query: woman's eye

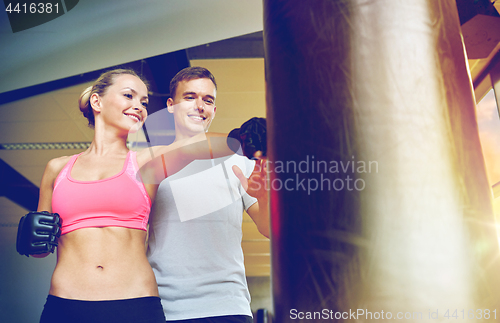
[124,93,133,99]
[142,102,148,108]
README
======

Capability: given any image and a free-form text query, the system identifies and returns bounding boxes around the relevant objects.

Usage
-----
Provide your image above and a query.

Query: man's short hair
[169,66,217,99]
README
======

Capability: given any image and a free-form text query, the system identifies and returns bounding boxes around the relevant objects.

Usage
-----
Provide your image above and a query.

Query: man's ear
[205,105,216,131]
[167,98,174,113]
[211,106,216,121]
[90,93,101,113]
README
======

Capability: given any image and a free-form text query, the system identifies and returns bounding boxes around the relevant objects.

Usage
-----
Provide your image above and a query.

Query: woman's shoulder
[39,154,76,192]
[44,155,74,178]
[48,155,73,168]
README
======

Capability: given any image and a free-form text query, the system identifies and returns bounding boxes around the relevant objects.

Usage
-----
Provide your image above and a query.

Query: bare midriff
[49,227,158,300]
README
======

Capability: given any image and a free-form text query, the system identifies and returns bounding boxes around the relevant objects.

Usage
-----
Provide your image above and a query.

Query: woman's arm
[137,132,239,184]
[28,157,68,258]
[38,156,72,211]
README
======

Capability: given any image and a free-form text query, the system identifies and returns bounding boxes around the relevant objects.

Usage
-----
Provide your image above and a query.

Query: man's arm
[246,201,269,239]
[233,158,270,238]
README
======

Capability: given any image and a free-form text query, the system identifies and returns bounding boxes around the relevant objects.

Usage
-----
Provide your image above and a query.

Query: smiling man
[147,66,269,323]
[167,75,217,140]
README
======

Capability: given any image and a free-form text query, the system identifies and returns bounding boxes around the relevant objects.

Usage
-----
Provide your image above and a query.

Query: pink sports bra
[52,151,151,235]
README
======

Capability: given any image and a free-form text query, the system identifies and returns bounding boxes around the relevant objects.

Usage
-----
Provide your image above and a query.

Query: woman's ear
[90,93,101,113]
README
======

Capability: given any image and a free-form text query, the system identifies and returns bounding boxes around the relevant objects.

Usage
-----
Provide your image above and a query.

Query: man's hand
[232,156,268,201]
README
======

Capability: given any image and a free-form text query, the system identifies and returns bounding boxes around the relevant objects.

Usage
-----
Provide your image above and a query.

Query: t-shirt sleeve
[240,157,257,211]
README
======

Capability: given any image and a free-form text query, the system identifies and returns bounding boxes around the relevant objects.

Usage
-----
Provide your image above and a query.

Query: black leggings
[39,295,166,323]
[166,315,253,323]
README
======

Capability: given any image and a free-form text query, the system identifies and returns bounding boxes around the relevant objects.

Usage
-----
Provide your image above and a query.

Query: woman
[33,68,231,323]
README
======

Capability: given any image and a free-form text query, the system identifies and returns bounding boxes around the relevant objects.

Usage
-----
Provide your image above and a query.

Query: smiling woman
[78,69,149,129]
[26,69,167,323]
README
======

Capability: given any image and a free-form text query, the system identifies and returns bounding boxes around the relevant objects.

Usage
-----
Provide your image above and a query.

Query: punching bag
[264,0,500,321]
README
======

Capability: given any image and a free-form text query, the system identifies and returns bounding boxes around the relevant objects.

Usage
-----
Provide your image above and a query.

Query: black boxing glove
[16,211,62,257]
[228,117,267,159]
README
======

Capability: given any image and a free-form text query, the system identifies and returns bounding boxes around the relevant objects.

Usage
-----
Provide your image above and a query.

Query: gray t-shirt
[147,154,257,320]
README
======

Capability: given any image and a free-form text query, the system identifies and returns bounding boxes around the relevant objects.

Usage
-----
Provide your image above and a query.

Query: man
[147,66,269,322]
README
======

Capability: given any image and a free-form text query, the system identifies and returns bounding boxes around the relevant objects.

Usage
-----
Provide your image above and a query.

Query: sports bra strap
[125,151,151,208]
[53,153,81,191]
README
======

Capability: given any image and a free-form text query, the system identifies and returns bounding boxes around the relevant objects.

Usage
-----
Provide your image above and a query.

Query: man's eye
[205,99,214,105]
[185,96,195,100]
